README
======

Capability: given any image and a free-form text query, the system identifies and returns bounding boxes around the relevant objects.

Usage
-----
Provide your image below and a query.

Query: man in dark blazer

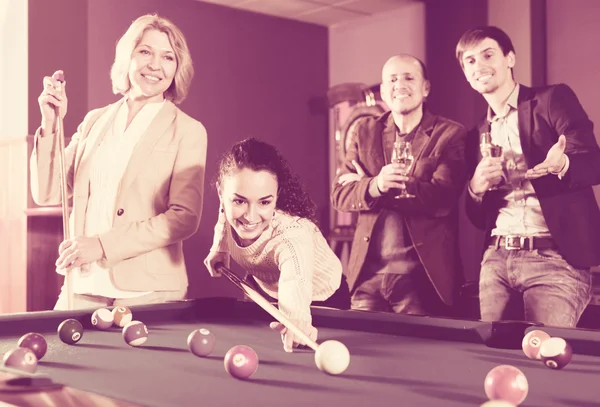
[456,26,600,327]
[331,54,467,316]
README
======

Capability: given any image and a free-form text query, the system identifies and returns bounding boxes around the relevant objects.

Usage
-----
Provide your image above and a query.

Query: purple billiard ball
[484,365,528,406]
[187,328,216,357]
[1,347,38,373]
[17,332,47,360]
[91,308,114,330]
[539,337,573,370]
[224,345,259,380]
[122,321,148,347]
[57,318,84,345]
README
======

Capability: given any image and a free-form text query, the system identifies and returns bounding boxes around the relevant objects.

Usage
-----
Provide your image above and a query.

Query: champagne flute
[391,140,415,199]
[479,132,505,190]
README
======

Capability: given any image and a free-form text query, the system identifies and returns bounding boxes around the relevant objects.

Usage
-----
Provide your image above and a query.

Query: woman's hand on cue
[269,321,318,353]
[56,236,104,271]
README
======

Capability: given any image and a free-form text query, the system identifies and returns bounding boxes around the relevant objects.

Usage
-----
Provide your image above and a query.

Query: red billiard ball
[1,347,38,373]
[112,306,133,328]
[521,330,551,360]
[57,318,84,345]
[187,328,216,357]
[484,365,528,406]
[539,337,572,370]
[91,308,114,330]
[122,321,148,347]
[17,332,47,360]
[224,345,259,380]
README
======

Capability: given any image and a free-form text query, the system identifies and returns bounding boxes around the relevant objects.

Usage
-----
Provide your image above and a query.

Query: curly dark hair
[216,138,318,224]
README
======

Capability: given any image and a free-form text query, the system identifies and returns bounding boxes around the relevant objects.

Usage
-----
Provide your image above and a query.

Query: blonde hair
[110,14,193,104]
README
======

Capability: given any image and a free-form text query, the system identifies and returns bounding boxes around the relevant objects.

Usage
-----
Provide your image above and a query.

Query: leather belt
[488,235,557,251]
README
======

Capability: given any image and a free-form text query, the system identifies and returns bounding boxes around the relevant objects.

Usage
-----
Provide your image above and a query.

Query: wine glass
[479,132,505,191]
[391,140,415,199]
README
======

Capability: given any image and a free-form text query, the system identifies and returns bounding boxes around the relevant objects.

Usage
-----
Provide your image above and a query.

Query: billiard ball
[539,337,572,370]
[91,308,114,330]
[187,328,216,357]
[480,401,517,407]
[484,365,528,406]
[224,345,259,380]
[314,340,350,375]
[122,321,148,347]
[521,330,551,360]
[112,306,133,328]
[17,332,47,360]
[57,318,84,345]
[1,347,38,373]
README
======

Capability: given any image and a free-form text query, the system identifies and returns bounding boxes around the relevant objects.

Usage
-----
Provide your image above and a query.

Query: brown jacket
[331,110,467,305]
[30,99,207,292]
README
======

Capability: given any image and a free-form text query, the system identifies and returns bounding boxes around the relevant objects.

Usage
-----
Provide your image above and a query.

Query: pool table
[1,297,600,407]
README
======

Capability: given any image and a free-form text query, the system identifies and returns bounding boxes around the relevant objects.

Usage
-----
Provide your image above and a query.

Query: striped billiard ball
[540,337,573,370]
[112,306,133,328]
[122,321,148,347]
[91,308,114,330]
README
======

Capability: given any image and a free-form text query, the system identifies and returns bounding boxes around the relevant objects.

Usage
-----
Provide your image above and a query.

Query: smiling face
[380,56,430,116]
[219,168,278,247]
[461,37,515,96]
[128,29,177,103]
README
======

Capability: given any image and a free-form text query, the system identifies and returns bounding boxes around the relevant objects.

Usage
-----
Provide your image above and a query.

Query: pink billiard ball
[521,330,551,360]
[480,401,517,407]
[91,308,114,330]
[122,321,148,347]
[17,332,47,360]
[1,347,38,373]
[484,365,528,406]
[224,345,258,380]
[539,337,573,370]
[187,328,216,357]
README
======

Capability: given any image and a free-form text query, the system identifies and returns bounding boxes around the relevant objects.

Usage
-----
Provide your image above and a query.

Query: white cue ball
[314,340,350,375]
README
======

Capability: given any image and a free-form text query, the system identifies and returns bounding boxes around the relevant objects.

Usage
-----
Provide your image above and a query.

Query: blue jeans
[350,270,448,316]
[479,246,592,327]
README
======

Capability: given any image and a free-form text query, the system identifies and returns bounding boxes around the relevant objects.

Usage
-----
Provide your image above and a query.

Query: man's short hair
[455,26,515,69]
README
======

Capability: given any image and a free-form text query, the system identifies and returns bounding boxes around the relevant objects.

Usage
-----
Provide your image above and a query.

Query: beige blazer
[30,98,207,292]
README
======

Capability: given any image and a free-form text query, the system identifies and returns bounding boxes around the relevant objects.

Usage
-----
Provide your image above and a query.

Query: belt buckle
[504,236,523,250]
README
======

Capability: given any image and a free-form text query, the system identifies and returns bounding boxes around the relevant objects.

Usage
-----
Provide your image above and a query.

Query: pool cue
[53,73,73,311]
[215,263,319,351]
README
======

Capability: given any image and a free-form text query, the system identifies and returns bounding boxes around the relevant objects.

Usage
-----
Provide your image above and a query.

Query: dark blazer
[331,110,467,305]
[465,84,600,268]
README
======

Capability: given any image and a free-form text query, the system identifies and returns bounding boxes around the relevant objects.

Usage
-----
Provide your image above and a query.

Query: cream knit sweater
[209,210,342,333]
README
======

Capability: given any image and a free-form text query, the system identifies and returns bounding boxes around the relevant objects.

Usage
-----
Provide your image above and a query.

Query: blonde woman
[31,14,207,310]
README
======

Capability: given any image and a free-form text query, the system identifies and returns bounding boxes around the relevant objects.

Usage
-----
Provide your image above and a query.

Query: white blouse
[71,98,164,298]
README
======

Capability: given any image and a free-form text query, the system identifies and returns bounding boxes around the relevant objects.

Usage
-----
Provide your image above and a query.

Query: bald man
[331,55,467,316]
